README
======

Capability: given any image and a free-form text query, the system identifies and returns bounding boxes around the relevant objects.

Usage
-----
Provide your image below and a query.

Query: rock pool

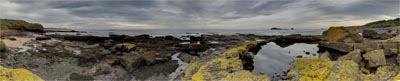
[251,42,319,80]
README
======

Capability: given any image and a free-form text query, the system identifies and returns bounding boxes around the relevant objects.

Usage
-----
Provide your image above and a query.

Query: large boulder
[0,66,44,81]
[362,49,386,67]
[0,40,6,52]
[363,29,379,39]
[338,49,362,63]
[325,26,367,43]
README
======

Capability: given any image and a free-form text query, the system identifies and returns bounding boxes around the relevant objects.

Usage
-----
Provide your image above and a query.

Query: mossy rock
[360,66,399,81]
[0,40,6,52]
[118,56,145,72]
[338,49,362,63]
[0,66,44,81]
[140,51,156,65]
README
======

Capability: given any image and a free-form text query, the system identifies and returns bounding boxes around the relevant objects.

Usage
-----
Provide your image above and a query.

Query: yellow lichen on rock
[222,70,269,81]
[360,66,399,81]
[326,26,357,42]
[116,43,136,49]
[288,58,334,81]
[0,66,44,81]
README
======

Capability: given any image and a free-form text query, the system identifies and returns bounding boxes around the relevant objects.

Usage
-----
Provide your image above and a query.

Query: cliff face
[0,19,44,32]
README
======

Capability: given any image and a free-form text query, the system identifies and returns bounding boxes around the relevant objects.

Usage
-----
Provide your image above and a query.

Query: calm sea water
[45,29,325,37]
[251,42,319,80]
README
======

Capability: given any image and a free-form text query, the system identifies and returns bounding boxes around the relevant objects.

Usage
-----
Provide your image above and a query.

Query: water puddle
[251,42,318,80]
[168,53,189,79]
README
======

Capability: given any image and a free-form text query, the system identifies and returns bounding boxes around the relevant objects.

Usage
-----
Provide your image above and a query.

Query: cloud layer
[1,0,399,29]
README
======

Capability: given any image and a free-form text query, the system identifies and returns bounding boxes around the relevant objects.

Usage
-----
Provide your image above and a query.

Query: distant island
[270,27,294,30]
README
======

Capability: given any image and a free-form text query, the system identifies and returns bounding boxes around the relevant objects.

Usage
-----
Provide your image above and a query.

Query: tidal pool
[251,42,319,80]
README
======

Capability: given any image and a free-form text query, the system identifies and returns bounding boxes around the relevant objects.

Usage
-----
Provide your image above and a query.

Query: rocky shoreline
[0,26,399,80]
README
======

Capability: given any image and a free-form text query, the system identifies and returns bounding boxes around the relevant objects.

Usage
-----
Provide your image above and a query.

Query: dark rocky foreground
[0,26,399,81]
[0,30,324,80]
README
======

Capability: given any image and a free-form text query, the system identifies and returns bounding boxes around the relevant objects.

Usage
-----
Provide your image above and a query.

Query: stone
[0,40,6,52]
[338,49,362,63]
[102,39,114,48]
[363,29,397,40]
[325,26,367,43]
[141,51,157,65]
[118,55,145,72]
[319,52,331,61]
[363,49,386,67]
[325,61,359,81]
[0,66,44,81]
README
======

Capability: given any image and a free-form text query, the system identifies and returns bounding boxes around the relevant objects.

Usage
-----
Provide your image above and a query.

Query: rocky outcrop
[362,49,386,68]
[360,66,399,81]
[172,41,270,81]
[325,26,367,43]
[0,66,44,81]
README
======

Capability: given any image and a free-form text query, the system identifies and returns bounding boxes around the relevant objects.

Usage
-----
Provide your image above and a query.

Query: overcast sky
[1,0,399,30]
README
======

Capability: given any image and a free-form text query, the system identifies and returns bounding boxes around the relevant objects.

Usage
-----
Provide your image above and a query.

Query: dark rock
[115,43,136,52]
[35,36,51,40]
[362,29,396,40]
[76,53,98,67]
[273,36,322,48]
[178,52,194,63]
[177,44,209,56]
[318,42,352,53]
[102,39,114,48]
[69,73,94,80]
[8,37,16,41]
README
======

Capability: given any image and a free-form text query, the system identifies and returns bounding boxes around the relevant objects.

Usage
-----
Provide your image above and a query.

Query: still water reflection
[251,42,319,80]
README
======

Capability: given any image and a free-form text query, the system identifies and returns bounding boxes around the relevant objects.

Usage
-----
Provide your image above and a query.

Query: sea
[44,29,326,37]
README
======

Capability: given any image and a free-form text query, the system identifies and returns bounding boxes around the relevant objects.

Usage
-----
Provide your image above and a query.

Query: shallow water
[168,53,189,79]
[251,42,319,80]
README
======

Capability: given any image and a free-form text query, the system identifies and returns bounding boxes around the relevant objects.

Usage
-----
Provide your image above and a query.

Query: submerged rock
[363,49,386,67]
[338,49,362,63]
[0,66,44,81]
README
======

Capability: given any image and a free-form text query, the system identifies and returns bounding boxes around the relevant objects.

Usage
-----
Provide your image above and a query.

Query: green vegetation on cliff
[0,19,44,32]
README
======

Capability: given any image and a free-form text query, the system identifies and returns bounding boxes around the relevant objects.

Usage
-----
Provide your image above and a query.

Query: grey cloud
[2,0,399,29]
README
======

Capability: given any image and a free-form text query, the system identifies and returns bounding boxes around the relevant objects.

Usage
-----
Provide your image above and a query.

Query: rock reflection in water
[251,42,318,80]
